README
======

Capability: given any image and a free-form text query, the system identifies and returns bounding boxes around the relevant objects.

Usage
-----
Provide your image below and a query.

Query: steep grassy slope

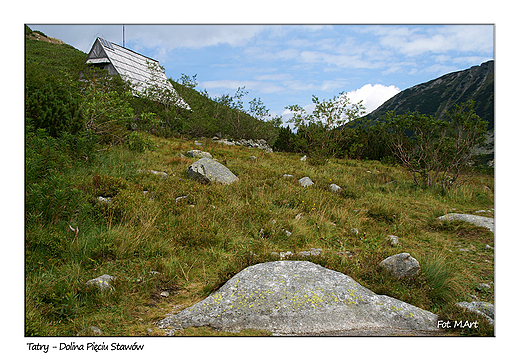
[25,134,494,336]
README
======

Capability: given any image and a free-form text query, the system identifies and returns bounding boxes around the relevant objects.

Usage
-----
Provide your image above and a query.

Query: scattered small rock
[295,213,304,220]
[97,196,112,204]
[89,326,102,335]
[85,274,115,292]
[297,248,322,257]
[298,177,314,187]
[143,191,155,200]
[379,253,420,278]
[283,174,293,178]
[175,195,188,203]
[350,228,359,235]
[138,169,168,179]
[459,248,470,252]
[249,156,257,161]
[330,184,342,193]
[160,291,170,298]
[300,155,307,162]
[387,235,399,246]
[271,251,293,260]
[477,283,491,290]
[485,244,494,250]
[187,150,212,159]
[215,138,273,152]
[336,251,353,257]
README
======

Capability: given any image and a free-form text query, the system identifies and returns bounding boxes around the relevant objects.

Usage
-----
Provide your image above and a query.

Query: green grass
[25,133,494,336]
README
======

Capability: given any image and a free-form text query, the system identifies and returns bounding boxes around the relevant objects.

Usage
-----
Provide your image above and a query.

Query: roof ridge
[97,37,159,63]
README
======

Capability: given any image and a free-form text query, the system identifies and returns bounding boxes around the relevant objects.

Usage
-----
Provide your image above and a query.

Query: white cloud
[371,25,494,57]
[345,84,401,114]
[129,25,265,50]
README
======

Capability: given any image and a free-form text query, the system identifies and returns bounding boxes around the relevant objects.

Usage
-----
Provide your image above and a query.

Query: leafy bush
[127,132,154,153]
[382,101,488,189]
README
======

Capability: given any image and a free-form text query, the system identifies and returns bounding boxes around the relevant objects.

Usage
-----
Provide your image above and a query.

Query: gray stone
[437,213,494,233]
[485,244,494,250]
[477,283,491,290]
[215,138,273,152]
[157,261,439,335]
[330,184,342,193]
[186,158,238,185]
[175,195,188,203]
[387,235,399,246]
[379,253,420,278]
[300,155,307,162]
[85,274,115,292]
[297,248,322,257]
[160,291,170,298]
[89,326,102,335]
[187,150,212,159]
[455,301,494,324]
[271,251,293,260]
[97,196,112,204]
[298,177,314,187]
[283,174,293,178]
[350,228,359,235]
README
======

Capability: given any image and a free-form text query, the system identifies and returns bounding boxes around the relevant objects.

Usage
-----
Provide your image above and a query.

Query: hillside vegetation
[25,26,494,336]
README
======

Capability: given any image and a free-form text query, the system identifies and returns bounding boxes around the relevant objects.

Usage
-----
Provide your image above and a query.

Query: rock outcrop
[437,213,494,233]
[158,261,439,336]
[455,301,494,325]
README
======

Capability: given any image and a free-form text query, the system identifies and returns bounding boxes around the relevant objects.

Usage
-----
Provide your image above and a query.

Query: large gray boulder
[186,158,238,185]
[157,261,439,335]
[379,253,421,278]
[437,213,494,233]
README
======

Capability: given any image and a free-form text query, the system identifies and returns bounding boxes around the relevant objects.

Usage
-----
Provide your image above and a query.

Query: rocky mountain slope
[365,60,494,131]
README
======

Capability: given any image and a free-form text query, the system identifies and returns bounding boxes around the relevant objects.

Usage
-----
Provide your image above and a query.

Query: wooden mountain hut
[85,37,190,109]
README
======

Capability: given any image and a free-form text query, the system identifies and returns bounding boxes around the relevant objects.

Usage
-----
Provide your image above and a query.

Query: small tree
[383,100,488,189]
[79,81,134,145]
[286,92,366,159]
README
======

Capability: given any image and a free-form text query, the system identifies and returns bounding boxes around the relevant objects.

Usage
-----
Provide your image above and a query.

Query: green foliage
[285,92,366,159]
[80,82,134,145]
[127,132,154,153]
[383,100,488,189]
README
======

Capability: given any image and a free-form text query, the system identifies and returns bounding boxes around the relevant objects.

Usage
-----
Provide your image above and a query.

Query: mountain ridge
[363,60,494,131]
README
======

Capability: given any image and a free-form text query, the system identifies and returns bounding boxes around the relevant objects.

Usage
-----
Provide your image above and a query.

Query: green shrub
[127,132,154,153]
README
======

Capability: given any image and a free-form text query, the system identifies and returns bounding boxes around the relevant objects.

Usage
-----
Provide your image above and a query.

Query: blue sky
[27,24,494,123]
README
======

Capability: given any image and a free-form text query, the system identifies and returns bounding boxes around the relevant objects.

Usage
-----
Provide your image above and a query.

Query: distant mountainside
[363,60,494,131]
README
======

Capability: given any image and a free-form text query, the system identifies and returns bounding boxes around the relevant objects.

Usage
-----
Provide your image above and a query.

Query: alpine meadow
[25,25,494,337]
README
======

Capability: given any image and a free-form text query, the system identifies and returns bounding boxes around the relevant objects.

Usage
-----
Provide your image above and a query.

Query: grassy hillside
[25,26,494,336]
[26,133,494,336]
